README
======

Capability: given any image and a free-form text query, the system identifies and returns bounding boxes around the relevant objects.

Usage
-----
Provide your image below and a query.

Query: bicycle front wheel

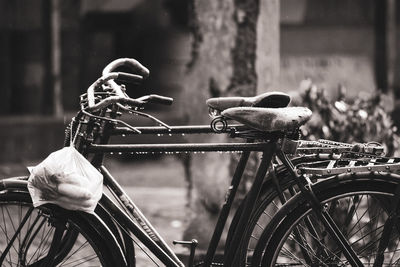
[0,190,126,267]
[252,173,400,266]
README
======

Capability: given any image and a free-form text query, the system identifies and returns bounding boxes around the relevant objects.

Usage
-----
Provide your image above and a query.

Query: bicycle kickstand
[173,239,198,267]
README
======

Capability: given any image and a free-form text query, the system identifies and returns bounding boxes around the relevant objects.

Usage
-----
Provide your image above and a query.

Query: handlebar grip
[102,58,150,78]
[138,94,174,105]
[150,95,174,105]
[116,72,143,84]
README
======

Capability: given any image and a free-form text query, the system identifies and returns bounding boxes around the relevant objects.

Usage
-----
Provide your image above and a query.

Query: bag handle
[70,123,81,147]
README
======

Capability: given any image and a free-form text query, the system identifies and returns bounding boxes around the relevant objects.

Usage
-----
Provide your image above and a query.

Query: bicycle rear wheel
[0,190,126,266]
[252,173,400,266]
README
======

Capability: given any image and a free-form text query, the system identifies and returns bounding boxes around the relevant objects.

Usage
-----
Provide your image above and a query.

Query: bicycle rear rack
[298,156,400,176]
[283,139,385,157]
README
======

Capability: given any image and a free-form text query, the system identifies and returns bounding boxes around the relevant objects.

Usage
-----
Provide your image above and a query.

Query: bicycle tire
[251,172,400,266]
[228,153,383,265]
[0,189,127,266]
[96,200,136,266]
[229,154,363,266]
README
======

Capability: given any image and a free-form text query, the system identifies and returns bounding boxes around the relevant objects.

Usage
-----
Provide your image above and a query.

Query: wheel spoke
[0,206,34,266]
[267,190,400,266]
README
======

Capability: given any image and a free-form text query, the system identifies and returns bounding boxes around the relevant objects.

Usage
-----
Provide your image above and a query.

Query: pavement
[124,186,188,266]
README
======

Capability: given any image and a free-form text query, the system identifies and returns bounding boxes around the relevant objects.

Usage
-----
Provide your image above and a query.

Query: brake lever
[137,94,174,106]
[117,104,171,130]
[81,109,142,134]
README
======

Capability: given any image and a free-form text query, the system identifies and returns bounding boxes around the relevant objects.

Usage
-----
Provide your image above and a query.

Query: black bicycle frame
[75,115,383,266]
[79,121,283,267]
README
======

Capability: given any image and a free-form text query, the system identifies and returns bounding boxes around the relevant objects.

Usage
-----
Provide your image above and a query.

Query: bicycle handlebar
[86,72,144,110]
[137,95,174,106]
[101,58,150,99]
[102,58,150,78]
[85,63,173,112]
[86,72,134,107]
[115,72,144,84]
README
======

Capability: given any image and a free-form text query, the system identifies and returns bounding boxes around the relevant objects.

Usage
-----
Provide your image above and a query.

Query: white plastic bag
[27,146,103,214]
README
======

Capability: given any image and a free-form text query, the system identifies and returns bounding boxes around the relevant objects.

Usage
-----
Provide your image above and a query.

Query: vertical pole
[256,0,280,94]
[0,32,11,114]
[42,0,51,115]
[374,0,388,92]
[51,0,63,117]
[386,0,396,94]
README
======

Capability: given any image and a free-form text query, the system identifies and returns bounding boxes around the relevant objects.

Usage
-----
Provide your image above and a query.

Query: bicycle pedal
[173,239,198,267]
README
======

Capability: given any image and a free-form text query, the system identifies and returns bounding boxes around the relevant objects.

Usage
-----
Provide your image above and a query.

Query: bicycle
[229,140,387,266]
[247,156,400,266]
[0,58,397,267]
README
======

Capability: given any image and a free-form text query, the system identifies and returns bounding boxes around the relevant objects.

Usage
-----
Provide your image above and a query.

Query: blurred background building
[0,0,399,160]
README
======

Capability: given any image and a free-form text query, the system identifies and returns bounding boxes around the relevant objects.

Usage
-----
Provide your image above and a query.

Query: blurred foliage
[293,79,400,156]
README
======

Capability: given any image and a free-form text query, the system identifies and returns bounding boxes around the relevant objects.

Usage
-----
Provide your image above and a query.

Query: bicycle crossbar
[111,124,248,135]
[87,142,271,153]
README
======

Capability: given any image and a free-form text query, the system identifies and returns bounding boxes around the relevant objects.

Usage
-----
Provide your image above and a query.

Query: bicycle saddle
[206,91,291,112]
[221,106,312,132]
